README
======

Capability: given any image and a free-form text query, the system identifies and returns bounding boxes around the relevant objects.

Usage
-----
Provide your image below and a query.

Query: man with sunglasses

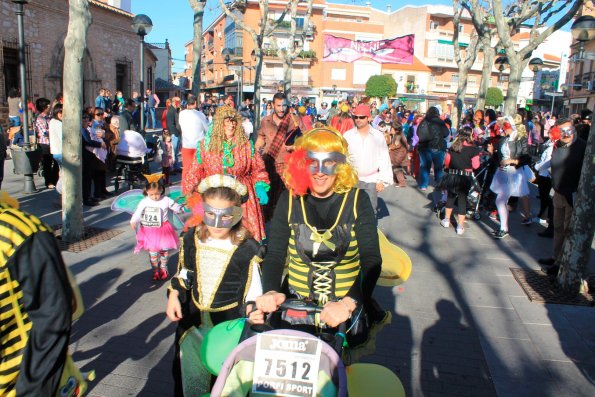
[538,119,587,274]
[343,104,393,217]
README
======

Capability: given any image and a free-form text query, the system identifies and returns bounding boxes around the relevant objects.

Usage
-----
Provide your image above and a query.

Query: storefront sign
[323,34,414,64]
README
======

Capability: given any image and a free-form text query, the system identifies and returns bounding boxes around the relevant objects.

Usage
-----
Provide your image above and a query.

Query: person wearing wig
[183,105,270,242]
[252,128,389,353]
[488,114,532,239]
[167,175,263,396]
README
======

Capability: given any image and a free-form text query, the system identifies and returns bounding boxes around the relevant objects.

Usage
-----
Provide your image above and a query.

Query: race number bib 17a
[252,333,322,397]
[141,207,162,227]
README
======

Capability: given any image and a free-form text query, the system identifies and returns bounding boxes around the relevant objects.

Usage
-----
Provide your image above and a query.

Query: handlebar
[279,299,322,314]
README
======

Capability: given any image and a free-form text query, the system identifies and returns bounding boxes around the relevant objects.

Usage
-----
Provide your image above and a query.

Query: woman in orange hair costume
[252,127,389,351]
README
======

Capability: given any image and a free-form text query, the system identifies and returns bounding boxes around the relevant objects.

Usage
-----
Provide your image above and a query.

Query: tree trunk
[283,56,292,97]
[61,0,91,242]
[189,0,206,98]
[454,68,469,129]
[476,43,494,111]
[253,47,264,130]
[556,122,595,295]
[503,57,524,115]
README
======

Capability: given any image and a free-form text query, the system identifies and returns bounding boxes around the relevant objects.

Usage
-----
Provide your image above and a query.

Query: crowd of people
[1,85,591,396]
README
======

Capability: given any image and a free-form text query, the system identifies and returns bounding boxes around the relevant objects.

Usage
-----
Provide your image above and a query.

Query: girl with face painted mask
[254,128,390,357]
[166,174,264,396]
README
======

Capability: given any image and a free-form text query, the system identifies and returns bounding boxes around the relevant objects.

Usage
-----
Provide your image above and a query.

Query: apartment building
[190,1,570,114]
[564,4,595,115]
[0,0,156,129]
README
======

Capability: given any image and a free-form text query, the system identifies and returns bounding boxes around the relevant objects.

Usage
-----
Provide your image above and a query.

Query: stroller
[205,300,405,397]
[113,131,160,192]
[466,162,490,220]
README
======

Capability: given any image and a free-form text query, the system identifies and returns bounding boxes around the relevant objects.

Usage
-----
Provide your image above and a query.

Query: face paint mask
[202,203,243,229]
[559,126,575,138]
[307,151,347,175]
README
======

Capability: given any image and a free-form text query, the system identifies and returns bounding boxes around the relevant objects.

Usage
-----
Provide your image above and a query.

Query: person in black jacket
[416,106,449,190]
[0,192,73,396]
[81,114,103,206]
[538,119,587,273]
[119,98,138,133]
[166,97,182,173]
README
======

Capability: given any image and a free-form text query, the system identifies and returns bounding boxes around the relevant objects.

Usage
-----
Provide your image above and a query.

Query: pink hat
[352,104,371,117]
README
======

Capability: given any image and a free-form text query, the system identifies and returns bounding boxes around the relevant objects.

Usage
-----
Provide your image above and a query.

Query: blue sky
[131,0,453,73]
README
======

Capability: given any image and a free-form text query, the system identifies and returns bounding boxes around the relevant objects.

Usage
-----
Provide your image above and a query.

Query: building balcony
[262,49,317,59]
[223,74,236,82]
[429,81,458,94]
[261,76,313,87]
[425,56,457,69]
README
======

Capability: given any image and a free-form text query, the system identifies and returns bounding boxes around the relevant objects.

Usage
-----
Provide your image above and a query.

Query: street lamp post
[132,14,153,133]
[13,0,35,193]
[222,48,244,106]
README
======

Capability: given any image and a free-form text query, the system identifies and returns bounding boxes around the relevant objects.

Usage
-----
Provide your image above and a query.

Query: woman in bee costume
[252,128,390,352]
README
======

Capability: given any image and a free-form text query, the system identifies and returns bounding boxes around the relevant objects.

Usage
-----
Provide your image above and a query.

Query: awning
[155,78,184,91]
[438,39,468,48]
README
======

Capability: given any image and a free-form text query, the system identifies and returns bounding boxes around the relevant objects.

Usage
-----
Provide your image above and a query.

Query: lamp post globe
[132,14,152,132]
[570,15,595,42]
[132,14,153,37]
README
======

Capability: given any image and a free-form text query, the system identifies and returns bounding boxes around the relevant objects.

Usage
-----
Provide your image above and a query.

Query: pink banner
[322,34,414,64]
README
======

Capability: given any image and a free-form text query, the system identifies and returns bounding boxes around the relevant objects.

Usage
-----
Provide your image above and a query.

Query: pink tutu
[134,221,180,253]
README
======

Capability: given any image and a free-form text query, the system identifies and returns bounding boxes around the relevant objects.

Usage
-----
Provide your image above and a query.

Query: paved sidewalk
[2,159,594,397]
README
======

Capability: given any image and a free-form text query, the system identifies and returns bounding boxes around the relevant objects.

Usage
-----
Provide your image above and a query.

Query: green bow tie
[310,228,336,257]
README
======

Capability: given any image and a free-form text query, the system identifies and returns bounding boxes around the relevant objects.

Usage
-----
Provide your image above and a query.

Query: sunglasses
[353,115,368,120]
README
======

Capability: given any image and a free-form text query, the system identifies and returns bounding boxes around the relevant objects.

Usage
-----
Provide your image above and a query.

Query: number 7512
[264,359,311,380]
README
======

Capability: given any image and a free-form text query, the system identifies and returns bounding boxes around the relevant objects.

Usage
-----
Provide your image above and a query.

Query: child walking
[131,175,182,281]
[166,174,263,397]
[437,126,480,235]
[161,130,174,185]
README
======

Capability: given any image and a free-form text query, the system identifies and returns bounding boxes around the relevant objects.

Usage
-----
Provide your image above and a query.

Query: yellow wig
[208,105,248,154]
[284,127,358,195]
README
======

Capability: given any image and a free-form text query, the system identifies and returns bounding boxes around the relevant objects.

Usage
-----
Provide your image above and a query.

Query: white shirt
[179,108,209,149]
[131,196,182,225]
[343,126,393,184]
[534,140,554,178]
[49,119,62,156]
[242,118,253,138]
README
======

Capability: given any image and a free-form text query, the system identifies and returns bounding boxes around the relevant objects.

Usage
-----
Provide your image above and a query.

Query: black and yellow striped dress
[286,190,361,303]
[0,201,72,396]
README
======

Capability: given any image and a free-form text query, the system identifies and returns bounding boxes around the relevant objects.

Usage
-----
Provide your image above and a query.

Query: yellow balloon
[377,229,412,287]
[347,363,406,397]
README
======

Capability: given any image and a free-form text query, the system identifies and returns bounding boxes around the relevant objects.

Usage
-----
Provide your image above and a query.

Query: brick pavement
[2,159,594,397]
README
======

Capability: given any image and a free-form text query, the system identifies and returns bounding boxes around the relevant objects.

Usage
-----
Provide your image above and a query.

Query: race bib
[141,207,162,227]
[252,333,321,397]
